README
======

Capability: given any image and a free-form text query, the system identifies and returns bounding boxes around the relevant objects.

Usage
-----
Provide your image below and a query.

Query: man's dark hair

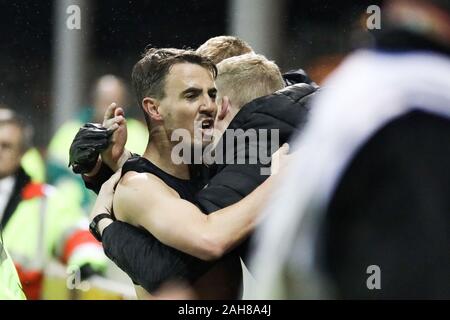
[131,48,217,126]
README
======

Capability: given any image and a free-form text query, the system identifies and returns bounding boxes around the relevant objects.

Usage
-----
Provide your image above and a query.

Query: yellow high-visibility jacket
[2,168,107,299]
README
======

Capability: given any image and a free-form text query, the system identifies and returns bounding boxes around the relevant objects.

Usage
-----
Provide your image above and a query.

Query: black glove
[68,123,112,174]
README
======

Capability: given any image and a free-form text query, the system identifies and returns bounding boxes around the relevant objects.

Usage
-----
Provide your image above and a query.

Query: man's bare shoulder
[119,170,158,186]
[113,171,179,223]
[117,171,178,198]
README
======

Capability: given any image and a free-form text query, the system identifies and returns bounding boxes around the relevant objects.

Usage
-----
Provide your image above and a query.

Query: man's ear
[142,97,162,121]
[217,96,230,121]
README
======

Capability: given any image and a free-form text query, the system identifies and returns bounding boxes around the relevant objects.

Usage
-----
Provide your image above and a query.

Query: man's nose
[199,94,216,115]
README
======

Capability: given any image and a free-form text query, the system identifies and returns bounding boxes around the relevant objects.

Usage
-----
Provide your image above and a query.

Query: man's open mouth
[200,118,215,141]
[201,118,214,130]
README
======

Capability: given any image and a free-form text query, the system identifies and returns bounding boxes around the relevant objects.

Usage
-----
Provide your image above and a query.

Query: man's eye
[209,92,217,99]
[186,94,196,100]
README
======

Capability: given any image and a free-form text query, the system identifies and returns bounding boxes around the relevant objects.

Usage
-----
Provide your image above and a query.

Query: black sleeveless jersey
[117,156,213,292]
[121,156,198,202]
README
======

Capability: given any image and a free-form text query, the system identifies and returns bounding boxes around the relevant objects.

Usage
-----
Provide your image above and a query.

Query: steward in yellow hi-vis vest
[2,166,108,300]
[20,147,46,184]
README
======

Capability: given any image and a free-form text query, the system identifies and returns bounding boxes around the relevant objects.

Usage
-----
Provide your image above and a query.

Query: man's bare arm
[113,171,275,261]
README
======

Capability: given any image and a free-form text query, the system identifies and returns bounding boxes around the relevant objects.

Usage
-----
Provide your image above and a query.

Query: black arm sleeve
[82,153,141,194]
[102,221,211,292]
[82,162,114,194]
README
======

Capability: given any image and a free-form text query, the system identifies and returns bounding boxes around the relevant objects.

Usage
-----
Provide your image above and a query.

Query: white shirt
[0,175,15,222]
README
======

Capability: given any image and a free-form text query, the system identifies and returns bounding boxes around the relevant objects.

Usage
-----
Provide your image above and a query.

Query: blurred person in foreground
[47,75,147,213]
[70,38,317,298]
[249,0,450,299]
[0,108,107,299]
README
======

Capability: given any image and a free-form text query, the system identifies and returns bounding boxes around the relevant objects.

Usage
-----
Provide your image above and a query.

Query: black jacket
[97,75,319,288]
[196,82,316,215]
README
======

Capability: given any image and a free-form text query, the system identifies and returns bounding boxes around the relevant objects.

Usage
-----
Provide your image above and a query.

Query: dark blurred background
[0,0,382,147]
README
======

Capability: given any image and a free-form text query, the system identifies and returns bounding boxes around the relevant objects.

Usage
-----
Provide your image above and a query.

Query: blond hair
[216,53,285,109]
[196,36,254,65]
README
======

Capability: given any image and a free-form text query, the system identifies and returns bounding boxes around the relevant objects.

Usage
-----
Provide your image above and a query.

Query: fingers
[103,115,126,131]
[114,107,125,117]
[272,143,290,158]
[271,143,291,176]
[108,123,119,132]
[280,143,290,154]
[103,103,117,125]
